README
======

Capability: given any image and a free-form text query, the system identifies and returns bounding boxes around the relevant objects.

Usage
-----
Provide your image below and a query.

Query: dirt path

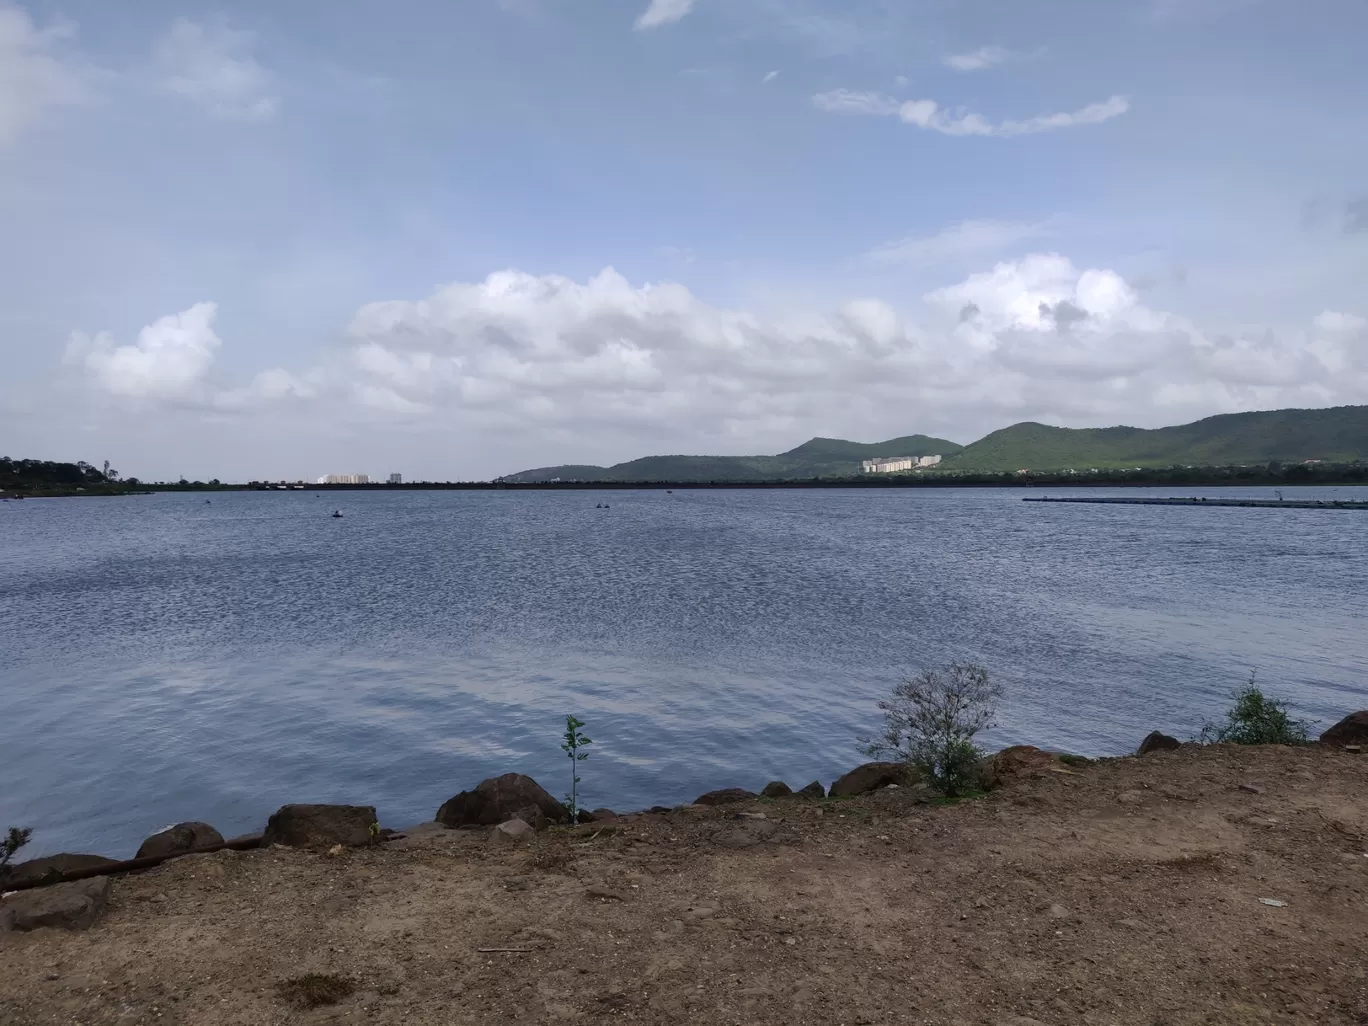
[2,744,1366,1025]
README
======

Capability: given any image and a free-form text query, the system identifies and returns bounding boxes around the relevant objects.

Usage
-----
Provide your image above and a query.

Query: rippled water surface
[3,486,1366,857]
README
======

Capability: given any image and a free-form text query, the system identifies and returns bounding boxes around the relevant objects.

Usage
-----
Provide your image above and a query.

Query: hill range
[500,405,1368,482]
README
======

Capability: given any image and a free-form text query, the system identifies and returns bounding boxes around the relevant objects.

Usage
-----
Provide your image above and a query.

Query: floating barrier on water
[1023,496,1368,510]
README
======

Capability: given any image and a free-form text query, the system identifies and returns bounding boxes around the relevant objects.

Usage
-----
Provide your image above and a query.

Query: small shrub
[1200,677,1311,746]
[277,973,356,1009]
[861,663,1002,797]
[561,715,593,823]
[1,826,32,871]
[1058,754,1092,768]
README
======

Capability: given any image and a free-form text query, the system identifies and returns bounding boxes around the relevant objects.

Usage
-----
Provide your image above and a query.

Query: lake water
[3,486,1366,859]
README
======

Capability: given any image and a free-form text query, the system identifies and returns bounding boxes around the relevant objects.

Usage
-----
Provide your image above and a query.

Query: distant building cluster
[388,473,403,484]
[861,455,942,474]
[319,474,370,484]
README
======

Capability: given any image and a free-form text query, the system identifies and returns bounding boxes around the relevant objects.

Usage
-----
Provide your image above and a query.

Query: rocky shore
[1,714,1365,1024]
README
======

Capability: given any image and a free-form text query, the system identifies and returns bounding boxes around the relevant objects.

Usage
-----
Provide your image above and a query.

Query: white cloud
[815,89,1129,137]
[1314,310,1367,333]
[155,18,277,120]
[67,302,223,400]
[867,219,1043,267]
[761,70,779,85]
[68,301,314,409]
[635,0,695,30]
[0,2,86,145]
[995,95,1130,136]
[893,75,909,88]
[812,89,900,116]
[69,265,1367,467]
[943,46,1007,71]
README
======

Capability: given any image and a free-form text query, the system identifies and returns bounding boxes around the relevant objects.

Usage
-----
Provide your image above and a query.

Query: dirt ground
[2,743,1366,1026]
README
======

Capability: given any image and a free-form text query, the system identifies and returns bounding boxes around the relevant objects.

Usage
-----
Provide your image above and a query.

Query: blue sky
[2,0,1366,480]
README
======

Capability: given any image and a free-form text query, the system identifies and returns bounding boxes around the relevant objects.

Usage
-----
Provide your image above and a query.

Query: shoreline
[7,712,1362,886]
[3,741,1366,1024]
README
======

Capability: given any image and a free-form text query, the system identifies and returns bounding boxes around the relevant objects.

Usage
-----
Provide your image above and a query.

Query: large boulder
[829,762,918,798]
[1,853,119,890]
[436,774,568,828]
[0,877,111,932]
[1320,711,1368,747]
[1136,731,1182,756]
[136,822,224,860]
[760,781,792,798]
[692,788,758,806]
[262,804,377,848]
[796,780,826,799]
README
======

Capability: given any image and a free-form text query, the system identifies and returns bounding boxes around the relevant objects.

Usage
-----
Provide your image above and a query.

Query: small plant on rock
[861,663,1002,797]
[1200,675,1311,746]
[1,826,32,873]
[561,715,593,823]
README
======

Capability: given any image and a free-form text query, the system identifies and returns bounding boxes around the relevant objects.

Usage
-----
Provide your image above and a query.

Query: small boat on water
[331,510,344,518]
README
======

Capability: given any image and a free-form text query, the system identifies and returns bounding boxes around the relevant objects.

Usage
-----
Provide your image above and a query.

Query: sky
[1,0,1366,481]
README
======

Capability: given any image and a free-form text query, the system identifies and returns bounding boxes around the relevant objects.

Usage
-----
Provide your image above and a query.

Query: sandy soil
[2,743,1366,1026]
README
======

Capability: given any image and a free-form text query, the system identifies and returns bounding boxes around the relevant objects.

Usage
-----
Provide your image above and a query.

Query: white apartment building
[862,457,915,473]
[319,474,370,484]
[861,455,942,473]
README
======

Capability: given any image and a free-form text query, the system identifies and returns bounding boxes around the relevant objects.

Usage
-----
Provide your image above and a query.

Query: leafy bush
[2,826,32,872]
[1200,677,1311,746]
[861,663,1002,796]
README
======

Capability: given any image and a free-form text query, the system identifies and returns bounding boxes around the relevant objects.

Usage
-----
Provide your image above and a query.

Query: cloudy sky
[2,0,1365,481]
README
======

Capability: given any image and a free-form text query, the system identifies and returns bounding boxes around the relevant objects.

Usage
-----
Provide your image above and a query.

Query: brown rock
[1320,711,1368,747]
[579,808,620,823]
[828,762,919,798]
[1136,731,1182,756]
[760,781,792,798]
[979,746,1065,789]
[262,804,377,848]
[2,853,118,890]
[0,877,111,932]
[436,773,569,827]
[135,822,224,860]
[796,780,826,799]
[692,788,758,806]
[714,820,778,848]
[489,819,535,845]
[509,805,549,831]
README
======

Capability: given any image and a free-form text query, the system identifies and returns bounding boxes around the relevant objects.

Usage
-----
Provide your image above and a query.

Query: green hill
[500,406,1368,482]
[942,406,1368,472]
[499,434,963,483]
